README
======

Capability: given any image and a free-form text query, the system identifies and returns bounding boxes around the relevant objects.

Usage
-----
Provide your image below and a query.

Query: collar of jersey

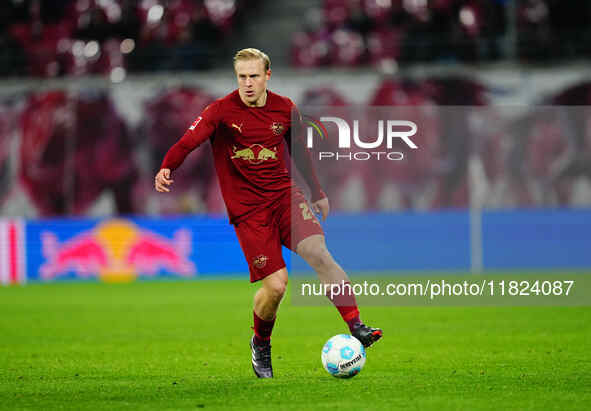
[236,89,270,109]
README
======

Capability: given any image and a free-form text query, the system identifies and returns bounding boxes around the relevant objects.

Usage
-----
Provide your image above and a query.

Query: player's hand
[155,168,173,192]
[311,197,329,221]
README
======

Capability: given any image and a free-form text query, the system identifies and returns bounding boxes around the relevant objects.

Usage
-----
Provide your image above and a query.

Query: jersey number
[299,202,319,225]
[299,202,313,220]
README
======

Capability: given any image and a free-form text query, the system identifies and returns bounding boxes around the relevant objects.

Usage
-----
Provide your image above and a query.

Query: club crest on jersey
[231,144,278,164]
[270,122,285,136]
[253,255,268,269]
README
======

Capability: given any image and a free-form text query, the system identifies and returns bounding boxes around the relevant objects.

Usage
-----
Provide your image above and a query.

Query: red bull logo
[231,144,277,165]
[40,219,196,282]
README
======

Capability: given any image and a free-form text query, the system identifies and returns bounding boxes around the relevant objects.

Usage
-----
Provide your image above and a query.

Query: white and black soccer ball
[321,334,366,378]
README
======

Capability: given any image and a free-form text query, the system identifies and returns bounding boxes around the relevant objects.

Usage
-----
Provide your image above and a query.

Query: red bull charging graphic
[34,219,196,282]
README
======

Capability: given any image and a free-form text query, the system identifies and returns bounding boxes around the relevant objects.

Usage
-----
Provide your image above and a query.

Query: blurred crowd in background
[0,0,256,78]
[292,0,591,67]
[1,0,591,78]
[1,0,591,218]
[1,79,591,218]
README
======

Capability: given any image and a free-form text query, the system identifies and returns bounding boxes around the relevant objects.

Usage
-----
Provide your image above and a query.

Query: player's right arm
[154,103,219,192]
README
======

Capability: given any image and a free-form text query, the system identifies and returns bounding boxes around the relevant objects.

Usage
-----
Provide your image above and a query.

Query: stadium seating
[291,0,590,67]
[140,87,225,215]
[2,0,589,75]
[3,75,591,216]
[0,0,254,77]
[18,90,139,215]
[0,100,14,208]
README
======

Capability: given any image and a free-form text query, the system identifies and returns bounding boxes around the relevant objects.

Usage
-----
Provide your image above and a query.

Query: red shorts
[234,190,324,282]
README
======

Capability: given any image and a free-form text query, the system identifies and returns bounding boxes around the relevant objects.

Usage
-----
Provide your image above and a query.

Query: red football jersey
[161,89,325,223]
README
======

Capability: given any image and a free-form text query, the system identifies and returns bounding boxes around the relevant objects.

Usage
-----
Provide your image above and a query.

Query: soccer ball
[321,334,366,378]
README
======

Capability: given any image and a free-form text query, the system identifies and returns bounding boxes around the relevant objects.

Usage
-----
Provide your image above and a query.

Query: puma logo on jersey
[231,123,243,133]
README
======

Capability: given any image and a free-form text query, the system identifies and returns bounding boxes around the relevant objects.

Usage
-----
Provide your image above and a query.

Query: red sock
[253,311,275,346]
[326,281,361,333]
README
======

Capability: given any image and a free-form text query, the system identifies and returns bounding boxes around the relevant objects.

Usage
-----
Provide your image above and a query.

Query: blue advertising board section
[482,209,591,269]
[291,211,471,272]
[309,209,591,273]
[21,209,591,282]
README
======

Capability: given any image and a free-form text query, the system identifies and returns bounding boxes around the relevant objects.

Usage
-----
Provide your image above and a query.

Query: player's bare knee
[302,246,333,271]
[267,281,286,301]
[263,275,287,301]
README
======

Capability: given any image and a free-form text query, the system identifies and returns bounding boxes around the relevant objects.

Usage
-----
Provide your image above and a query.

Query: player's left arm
[284,104,329,220]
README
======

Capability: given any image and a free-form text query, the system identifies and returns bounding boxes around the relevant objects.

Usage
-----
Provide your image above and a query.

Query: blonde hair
[233,48,271,71]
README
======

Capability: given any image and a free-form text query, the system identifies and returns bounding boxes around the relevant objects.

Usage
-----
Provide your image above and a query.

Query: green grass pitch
[1,278,590,410]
